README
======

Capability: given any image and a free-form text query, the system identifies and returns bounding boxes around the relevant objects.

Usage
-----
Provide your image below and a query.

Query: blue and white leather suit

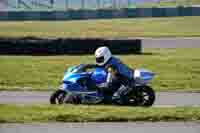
[102,56,134,103]
[106,56,133,79]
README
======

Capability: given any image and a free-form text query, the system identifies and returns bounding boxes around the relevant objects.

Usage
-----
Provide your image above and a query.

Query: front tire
[50,90,66,104]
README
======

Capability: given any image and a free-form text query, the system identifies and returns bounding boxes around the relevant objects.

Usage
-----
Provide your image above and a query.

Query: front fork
[59,84,103,104]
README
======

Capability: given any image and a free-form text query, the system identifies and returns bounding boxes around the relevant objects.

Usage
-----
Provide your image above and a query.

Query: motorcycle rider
[95,46,135,104]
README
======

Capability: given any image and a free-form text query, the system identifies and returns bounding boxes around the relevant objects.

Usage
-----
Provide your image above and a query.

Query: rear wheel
[50,90,67,104]
[137,86,155,106]
[126,86,155,107]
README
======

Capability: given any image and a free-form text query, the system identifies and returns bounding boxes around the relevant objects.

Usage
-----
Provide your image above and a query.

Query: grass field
[0,104,199,123]
[0,16,200,38]
[0,48,200,92]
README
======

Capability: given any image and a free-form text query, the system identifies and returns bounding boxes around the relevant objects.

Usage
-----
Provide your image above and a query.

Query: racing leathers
[99,56,135,104]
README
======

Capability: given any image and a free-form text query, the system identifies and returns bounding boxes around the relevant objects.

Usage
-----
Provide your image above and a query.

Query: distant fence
[0,7,200,20]
[0,0,133,10]
[0,38,142,55]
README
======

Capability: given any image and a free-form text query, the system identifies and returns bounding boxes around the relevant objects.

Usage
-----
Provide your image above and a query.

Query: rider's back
[106,56,134,80]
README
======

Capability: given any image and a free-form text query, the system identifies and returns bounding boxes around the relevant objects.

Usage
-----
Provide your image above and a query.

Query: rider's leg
[112,76,136,104]
[112,84,127,104]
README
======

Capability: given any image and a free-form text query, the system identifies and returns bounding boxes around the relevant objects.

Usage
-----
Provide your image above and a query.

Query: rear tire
[137,86,155,107]
[50,90,66,104]
[125,86,155,107]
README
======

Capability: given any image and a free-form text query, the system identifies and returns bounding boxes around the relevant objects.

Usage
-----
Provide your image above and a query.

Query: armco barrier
[183,7,193,16]
[152,8,166,17]
[192,7,200,16]
[0,7,200,20]
[165,8,178,17]
[0,38,142,55]
[0,12,8,20]
[126,8,137,18]
[137,8,153,17]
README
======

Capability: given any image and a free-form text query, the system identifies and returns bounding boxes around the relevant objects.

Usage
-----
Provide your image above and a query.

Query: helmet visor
[96,56,104,64]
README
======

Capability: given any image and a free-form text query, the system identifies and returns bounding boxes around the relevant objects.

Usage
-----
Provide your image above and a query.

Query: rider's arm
[98,65,118,89]
[97,72,112,88]
[85,64,98,69]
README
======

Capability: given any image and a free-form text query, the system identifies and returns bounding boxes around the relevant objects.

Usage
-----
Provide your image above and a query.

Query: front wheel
[50,90,67,104]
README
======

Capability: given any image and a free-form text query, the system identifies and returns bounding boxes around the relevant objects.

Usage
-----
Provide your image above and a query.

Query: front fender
[60,82,86,92]
[63,73,90,83]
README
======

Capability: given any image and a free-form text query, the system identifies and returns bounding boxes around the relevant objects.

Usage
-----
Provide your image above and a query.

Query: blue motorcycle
[50,64,156,106]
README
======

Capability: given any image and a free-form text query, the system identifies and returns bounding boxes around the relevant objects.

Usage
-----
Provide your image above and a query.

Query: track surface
[142,38,200,48]
[0,122,200,133]
[0,91,200,106]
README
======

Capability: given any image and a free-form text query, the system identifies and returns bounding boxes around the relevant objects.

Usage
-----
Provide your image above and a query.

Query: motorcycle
[50,64,156,106]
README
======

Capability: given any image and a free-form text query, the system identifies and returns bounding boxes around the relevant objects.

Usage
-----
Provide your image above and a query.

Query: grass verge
[0,104,199,123]
[0,16,200,38]
[0,48,200,92]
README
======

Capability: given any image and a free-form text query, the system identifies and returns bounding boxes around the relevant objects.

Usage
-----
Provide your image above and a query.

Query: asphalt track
[0,122,200,133]
[0,91,200,106]
[142,38,200,48]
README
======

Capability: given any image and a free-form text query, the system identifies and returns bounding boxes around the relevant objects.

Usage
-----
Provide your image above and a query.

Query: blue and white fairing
[62,72,89,92]
[90,68,107,84]
[134,69,155,85]
[61,65,108,103]
[61,65,155,93]
[61,65,107,92]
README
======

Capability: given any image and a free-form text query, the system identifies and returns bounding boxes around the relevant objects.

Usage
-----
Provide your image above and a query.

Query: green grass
[0,16,200,38]
[0,104,199,123]
[136,0,200,7]
[0,48,200,92]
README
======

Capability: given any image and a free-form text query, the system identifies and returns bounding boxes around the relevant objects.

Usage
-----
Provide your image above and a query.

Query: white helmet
[95,46,112,66]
